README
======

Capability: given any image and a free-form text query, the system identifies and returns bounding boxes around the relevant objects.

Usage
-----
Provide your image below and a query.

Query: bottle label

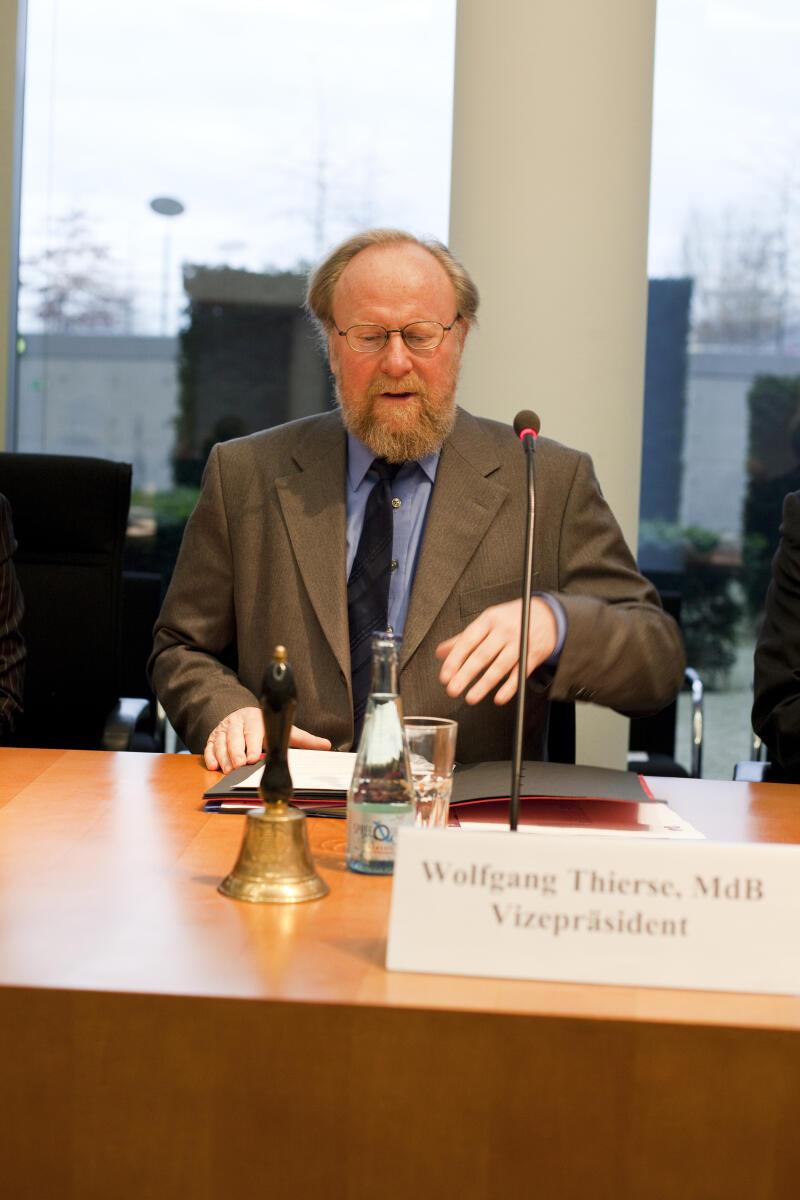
[347,805,414,864]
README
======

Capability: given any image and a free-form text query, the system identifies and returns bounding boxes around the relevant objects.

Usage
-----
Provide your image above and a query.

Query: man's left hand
[435,597,558,706]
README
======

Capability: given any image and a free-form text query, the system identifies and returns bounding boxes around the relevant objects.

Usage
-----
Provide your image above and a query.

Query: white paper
[233,749,356,792]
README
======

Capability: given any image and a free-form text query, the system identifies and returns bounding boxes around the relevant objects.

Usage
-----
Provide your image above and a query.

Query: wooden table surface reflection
[1,748,799,1199]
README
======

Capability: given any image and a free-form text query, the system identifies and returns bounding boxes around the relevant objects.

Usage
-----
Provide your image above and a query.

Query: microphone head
[513,410,541,440]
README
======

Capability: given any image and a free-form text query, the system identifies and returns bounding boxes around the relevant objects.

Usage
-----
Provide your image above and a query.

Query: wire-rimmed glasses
[335,315,460,354]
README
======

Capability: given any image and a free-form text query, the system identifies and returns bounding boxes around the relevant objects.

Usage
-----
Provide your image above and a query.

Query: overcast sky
[649,0,800,276]
[19,0,457,331]
[17,0,800,330]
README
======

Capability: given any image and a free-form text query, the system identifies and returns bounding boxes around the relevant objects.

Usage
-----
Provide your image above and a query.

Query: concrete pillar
[1,0,24,450]
[449,0,657,768]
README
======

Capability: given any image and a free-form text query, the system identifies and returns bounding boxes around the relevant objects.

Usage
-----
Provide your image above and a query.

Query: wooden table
[1,748,799,1199]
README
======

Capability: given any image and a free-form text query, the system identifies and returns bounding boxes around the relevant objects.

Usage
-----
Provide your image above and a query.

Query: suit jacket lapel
[275,413,351,679]
[401,409,510,666]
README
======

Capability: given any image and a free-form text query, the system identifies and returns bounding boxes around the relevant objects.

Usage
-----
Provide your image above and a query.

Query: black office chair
[0,451,137,750]
[546,700,576,763]
[103,569,166,751]
[628,591,704,777]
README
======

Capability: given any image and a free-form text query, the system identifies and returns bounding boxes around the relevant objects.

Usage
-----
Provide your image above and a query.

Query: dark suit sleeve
[544,450,686,714]
[0,494,25,741]
[148,445,262,752]
[752,490,800,770]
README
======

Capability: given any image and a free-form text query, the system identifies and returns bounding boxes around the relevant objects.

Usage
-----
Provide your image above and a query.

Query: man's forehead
[334,242,455,314]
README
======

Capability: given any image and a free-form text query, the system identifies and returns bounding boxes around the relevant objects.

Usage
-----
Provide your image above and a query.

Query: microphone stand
[510,433,536,831]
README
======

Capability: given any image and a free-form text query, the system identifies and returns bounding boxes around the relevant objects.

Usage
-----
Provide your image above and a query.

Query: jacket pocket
[459,579,523,620]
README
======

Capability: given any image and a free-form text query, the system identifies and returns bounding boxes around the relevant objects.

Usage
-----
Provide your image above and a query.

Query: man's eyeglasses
[335,315,460,354]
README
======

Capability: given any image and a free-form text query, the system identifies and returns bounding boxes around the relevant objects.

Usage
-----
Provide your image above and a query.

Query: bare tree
[680,159,800,350]
[21,210,134,333]
[682,207,786,347]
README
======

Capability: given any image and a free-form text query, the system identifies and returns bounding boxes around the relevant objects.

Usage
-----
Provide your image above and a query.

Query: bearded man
[149,229,684,772]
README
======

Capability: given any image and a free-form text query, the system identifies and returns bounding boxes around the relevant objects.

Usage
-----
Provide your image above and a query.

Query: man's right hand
[203,707,331,773]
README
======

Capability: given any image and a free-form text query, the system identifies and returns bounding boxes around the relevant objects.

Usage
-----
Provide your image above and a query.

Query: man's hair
[304,228,479,337]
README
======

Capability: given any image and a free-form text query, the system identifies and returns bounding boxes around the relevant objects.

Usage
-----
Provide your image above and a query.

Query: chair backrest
[546,699,576,763]
[120,570,164,701]
[0,452,132,749]
[628,589,681,759]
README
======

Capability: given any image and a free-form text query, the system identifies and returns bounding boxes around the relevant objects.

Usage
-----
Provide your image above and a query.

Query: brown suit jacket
[149,408,685,759]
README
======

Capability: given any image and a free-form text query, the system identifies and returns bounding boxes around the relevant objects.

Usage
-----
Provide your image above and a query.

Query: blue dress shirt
[346,433,439,639]
[345,431,566,659]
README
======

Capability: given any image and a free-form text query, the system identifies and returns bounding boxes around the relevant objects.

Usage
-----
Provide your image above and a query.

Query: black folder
[203,758,652,814]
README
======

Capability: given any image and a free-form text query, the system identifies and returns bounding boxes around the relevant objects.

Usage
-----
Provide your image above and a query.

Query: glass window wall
[643,0,800,777]
[14,0,456,584]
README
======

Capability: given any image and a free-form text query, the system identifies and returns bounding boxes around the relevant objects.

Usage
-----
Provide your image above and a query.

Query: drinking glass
[402,717,458,828]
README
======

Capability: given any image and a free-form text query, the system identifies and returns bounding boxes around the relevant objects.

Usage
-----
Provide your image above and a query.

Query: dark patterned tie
[347,458,401,745]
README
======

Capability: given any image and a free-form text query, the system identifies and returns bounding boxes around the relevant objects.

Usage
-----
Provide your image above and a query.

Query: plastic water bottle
[346,632,414,874]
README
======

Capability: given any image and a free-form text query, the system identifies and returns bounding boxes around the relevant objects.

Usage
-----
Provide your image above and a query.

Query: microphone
[513,410,541,442]
[510,410,541,831]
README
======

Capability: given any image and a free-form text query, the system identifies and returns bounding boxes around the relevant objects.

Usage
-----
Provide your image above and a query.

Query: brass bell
[218,804,329,903]
[219,646,329,904]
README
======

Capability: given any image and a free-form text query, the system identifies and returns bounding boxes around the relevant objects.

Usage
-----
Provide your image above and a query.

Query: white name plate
[386,828,800,995]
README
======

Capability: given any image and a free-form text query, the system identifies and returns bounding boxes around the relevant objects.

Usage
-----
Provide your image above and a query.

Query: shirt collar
[346,431,440,488]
